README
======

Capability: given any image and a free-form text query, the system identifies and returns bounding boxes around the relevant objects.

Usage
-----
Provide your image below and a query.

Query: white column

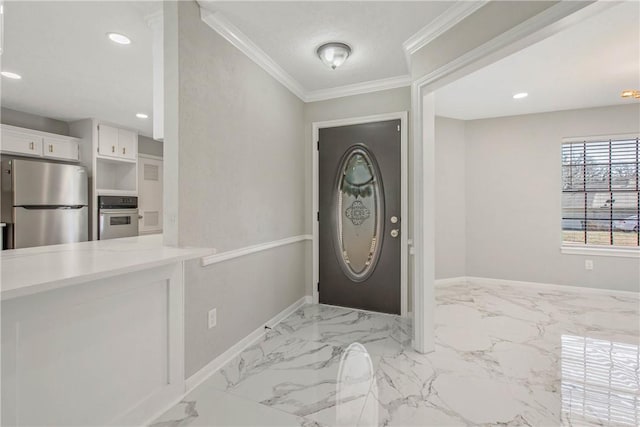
[411,85,435,353]
[162,1,179,246]
[146,10,164,141]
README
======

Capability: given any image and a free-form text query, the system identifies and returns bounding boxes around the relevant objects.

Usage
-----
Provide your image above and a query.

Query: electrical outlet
[208,308,217,329]
[585,260,594,271]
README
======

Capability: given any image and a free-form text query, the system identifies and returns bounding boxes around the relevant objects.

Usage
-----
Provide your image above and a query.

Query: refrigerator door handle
[17,205,87,210]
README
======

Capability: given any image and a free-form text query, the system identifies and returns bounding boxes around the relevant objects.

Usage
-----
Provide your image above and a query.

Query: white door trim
[311,111,409,317]
[408,1,613,354]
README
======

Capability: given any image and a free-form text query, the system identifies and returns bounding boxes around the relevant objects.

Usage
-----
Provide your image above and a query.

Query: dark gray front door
[319,119,401,314]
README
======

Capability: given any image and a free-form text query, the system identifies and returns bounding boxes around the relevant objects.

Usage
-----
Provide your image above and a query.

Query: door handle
[123,147,126,155]
[138,215,143,219]
[29,142,34,150]
[112,145,115,153]
[390,229,399,238]
[49,144,53,153]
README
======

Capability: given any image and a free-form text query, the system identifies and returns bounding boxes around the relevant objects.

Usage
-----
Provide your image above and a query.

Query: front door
[319,119,401,314]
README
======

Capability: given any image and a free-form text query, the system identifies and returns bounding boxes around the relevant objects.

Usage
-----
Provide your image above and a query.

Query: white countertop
[1,235,212,301]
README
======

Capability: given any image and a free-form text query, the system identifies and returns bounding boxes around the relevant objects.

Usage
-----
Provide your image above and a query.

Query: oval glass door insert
[334,144,384,282]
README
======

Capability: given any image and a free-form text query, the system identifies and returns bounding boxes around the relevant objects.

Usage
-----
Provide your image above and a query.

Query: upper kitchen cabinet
[97,124,137,161]
[1,124,79,161]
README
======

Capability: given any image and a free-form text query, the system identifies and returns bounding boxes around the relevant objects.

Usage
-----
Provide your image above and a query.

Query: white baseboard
[434,277,468,286]
[436,276,638,298]
[184,295,311,393]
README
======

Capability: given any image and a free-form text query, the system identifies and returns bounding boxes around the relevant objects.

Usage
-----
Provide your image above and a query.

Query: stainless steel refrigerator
[1,158,88,249]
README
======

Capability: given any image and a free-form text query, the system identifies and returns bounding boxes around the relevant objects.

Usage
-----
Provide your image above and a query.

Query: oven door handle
[99,209,138,216]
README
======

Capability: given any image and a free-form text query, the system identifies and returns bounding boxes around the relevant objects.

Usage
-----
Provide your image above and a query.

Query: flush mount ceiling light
[136,113,148,119]
[107,32,131,45]
[513,92,528,99]
[317,42,352,70]
[1,71,22,80]
[621,89,640,99]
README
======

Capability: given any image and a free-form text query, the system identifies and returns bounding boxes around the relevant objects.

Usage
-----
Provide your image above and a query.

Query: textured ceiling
[200,1,452,91]
[1,1,157,136]
[435,1,640,120]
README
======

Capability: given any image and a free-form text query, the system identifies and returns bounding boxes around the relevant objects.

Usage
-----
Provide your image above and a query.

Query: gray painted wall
[138,135,163,157]
[465,104,640,292]
[434,117,466,279]
[1,108,69,135]
[173,1,307,378]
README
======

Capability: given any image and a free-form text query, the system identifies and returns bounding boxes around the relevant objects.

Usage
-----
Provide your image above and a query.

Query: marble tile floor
[151,282,640,427]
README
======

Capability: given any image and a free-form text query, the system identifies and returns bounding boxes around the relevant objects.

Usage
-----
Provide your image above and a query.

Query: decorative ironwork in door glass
[334,144,384,282]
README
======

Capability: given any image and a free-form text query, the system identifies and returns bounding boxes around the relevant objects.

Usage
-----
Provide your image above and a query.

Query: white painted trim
[138,153,164,161]
[434,277,468,286]
[201,235,312,267]
[409,0,614,357]
[184,296,311,393]
[560,245,640,259]
[413,1,604,91]
[304,75,412,103]
[198,8,306,100]
[311,112,409,317]
[402,1,488,63]
[453,276,639,298]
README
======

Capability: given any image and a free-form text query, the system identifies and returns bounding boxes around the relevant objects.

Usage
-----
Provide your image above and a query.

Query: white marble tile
[207,335,380,426]
[150,386,321,427]
[152,283,640,427]
[274,304,412,357]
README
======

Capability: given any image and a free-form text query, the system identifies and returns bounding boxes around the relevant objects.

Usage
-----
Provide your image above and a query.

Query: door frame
[312,111,409,317]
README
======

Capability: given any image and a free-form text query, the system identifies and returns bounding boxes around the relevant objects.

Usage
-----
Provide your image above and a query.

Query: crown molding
[304,75,412,103]
[196,2,484,103]
[402,1,489,66]
[199,8,306,100]
[413,0,607,91]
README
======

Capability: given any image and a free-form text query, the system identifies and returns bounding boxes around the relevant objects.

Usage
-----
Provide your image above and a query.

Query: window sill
[561,245,640,258]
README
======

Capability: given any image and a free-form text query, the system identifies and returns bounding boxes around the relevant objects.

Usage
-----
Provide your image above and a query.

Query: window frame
[561,133,640,258]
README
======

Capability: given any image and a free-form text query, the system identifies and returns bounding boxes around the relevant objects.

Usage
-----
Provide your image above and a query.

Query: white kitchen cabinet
[98,124,137,160]
[43,136,79,161]
[98,124,119,157]
[117,129,137,160]
[1,125,80,162]
[1,127,43,157]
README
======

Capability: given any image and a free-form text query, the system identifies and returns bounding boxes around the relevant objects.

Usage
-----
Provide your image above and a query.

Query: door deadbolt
[390,229,399,238]
[390,216,398,224]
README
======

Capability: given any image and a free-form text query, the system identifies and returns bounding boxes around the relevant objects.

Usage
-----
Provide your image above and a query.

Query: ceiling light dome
[317,42,351,70]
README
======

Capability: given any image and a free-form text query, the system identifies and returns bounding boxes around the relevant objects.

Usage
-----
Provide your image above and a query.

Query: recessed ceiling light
[136,113,148,119]
[513,92,528,99]
[1,71,22,80]
[107,32,131,45]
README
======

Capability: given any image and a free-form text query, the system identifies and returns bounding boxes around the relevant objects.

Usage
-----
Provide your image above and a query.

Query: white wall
[464,104,640,292]
[168,1,307,377]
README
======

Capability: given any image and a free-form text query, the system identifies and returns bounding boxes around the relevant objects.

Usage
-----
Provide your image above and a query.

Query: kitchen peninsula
[1,235,212,426]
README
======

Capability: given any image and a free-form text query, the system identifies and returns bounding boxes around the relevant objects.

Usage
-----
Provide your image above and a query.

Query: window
[562,136,639,249]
